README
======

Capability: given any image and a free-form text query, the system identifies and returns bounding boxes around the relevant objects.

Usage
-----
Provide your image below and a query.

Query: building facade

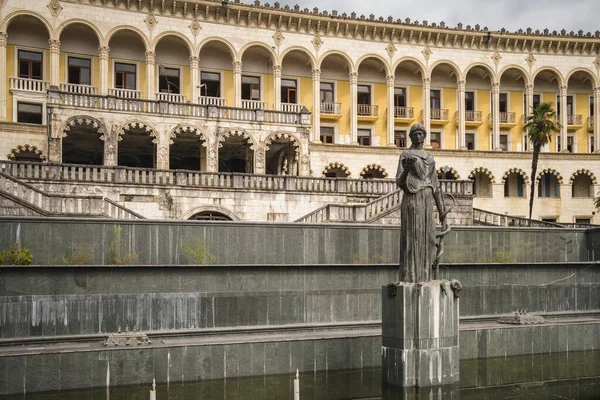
[0,0,599,223]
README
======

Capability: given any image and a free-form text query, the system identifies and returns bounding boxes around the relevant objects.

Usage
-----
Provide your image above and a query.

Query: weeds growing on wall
[59,245,93,265]
[181,239,216,265]
[109,224,139,265]
[0,243,33,265]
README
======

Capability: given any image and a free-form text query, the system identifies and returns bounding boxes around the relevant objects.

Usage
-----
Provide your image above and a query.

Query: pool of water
[10,351,600,399]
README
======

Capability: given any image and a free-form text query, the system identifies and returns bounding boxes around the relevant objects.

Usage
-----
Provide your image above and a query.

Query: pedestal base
[382,280,460,387]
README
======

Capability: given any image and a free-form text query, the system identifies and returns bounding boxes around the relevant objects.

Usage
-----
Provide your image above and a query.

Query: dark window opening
[281,79,297,104]
[241,75,260,100]
[394,130,406,148]
[430,90,441,109]
[500,134,508,151]
[115,62,136,90]
[159,66,180,94]
[430,132,441,149]
[358,129,371,146]
[18,50,42,80]
[68,57,91,85]
[499,93,508,113]
[466,133,475,150]
[200,71,221,97]
[394,87,406,107]
[190,211,232,221]
[465,92,475,112]
[320,82,334,103]
[17,102,43,124]
[320,126,334,144]
[357,85,371,105]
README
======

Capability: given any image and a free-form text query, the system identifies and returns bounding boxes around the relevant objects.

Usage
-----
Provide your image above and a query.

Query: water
[9,351,600,399]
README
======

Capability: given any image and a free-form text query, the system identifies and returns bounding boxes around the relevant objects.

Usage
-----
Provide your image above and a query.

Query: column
[559,85,568,152]
[145,51,156,100]
[98,46,110,95]
[422,77,431,147]
[386,74,396,147]
[312,68,321,142]
[492,82,501,150]
[273,64,281,110]
[457,79,466,150]
[233,60,242,108]
[0,32,7,120]
[525,83,534,151]
[594,87,600,153]
[190,56,199,103]
[349,72,358,144]
[49,39,61,87]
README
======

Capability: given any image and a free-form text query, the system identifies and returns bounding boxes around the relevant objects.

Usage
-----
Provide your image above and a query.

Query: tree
[523,102,561,225]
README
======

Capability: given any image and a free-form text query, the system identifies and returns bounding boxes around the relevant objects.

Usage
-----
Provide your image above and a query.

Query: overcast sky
[248,0,599,33]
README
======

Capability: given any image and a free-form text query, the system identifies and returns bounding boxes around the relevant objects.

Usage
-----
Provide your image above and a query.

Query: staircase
[472,208,592,228]
[0,172,144,219]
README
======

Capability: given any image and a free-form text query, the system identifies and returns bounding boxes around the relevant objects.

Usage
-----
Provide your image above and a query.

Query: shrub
[0,243,33,265]
[181,239,215,265]
[109,225,139,265]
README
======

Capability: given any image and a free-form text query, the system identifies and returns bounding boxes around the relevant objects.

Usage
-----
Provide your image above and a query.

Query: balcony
[320,102,342,121]
[199,96,227,107]
[455,110,483,127]
[109,88,142,99]
[156,92,186,103]
[281,103,306,113]
[60,83,98,95]
[357,104,379,122]
[588,116,594,132]
[10,77,49,93]
[429,108,449,125]
[565,114,583,129]
[241,99,266,110]
[488,112,517,128]
[393,106,414,122]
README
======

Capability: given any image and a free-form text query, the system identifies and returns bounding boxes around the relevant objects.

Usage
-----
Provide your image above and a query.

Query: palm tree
[523,102,561,225]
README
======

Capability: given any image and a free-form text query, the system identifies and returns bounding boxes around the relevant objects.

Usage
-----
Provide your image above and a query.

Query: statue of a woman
[396,124,448,282]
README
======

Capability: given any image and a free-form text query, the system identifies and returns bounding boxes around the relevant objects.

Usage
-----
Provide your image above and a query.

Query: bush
[60,245,92,265]
[181,239,215,265]
[109,225,139,265]
[0,243,33,265]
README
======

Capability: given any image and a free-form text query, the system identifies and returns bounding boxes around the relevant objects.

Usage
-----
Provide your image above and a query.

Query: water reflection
[9,351,600,399]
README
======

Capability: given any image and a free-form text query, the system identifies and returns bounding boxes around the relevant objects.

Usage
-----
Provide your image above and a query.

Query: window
[557,95,574,116]
[430,132,441,149]
[320,82,334,103]
[465,133,475,150]
[158,66,180,94]
[591,136,595,153]
[504,173,525,197]
[281,79,297,104]
[241,75,260,100]
[533,94,541,108]
[115,62,136,90]
[320,126,334,144]
[357,85,371,105]
[68,57,91,85]
[17,102,43,124]
[394,87,406,107]
[430,90,441,109]
[500,134,508,151]
[576,218,591,225]
[499,93,508,113]
[538,174,560,198]
[465,91,475,112]
[200,71,221,97]
[358,129,371,146]
[18,50,43,80]
[542,217,557,223]
[557,136,575,152]
[394,130,407,148]
[523,134,529,151]
[591,96,594,117]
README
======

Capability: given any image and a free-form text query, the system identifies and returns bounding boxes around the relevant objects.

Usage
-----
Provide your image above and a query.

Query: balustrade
[357,104,378,117]
[281,103,306,113]
[431,108,449,120]
[156,92,186,103]
[199,96,227,107]
[10,77,49,93]
[320,102,342,114]
[241,99,267,110]
[60,83,98,95]
[394,106,414,119]
[108,88,142,99]
[566,114,583,125]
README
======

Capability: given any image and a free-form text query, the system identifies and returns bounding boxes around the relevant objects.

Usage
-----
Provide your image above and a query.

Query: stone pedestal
[382,280,460,387]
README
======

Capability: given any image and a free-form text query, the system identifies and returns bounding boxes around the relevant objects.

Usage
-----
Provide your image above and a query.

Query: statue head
[409,124,427,141]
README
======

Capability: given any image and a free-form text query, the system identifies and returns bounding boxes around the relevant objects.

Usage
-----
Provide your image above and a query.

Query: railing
[473,208,565,228]
[10,77,49,93]
[156,92,186,103]
[60,83,98,95]
[394,106,414,119]
[588,117,594,129]
[499,112,516,124]
[357,104,378,117]
[320,102,342,114]
[566,114,583,125]
[281,103,306,113]
[199,96,227,107]
[241,99,266,110]
[439,180,474,196]
[0,161,398,196]
[108,88,142,99]
[431,108,449,120]
[465,110,482,122]
[0,172,143,219]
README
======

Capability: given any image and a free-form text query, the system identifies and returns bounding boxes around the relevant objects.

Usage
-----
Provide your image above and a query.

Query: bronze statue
[396,124,450,282]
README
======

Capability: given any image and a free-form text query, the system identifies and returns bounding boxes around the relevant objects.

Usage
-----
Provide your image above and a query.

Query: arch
[463,62,498,84]
[264,131,303,154]
[322,162,351,178]
[196,37,237,59]
[501,168,530,184]
[498,64,531,86]
[105,25,150,50]
[56,19,104,46]
[181,205,240,221]
[151,31,194,55]
[317,50,355,72]
[531,67,565,86]
[118,120,159,139]
[280,46,317,69]
[355,54,392,76]
[168,124,209,143]
[217,128,256,148]
[535,168,564,184]
[569,169,597,184]
[1,10,54,38]
[392,57,427,77]
[60,115,107,137]
[437,166,460,180]
[564,68,599,87]
[428,59,463,81]
[359,164,388,179]
[468,167,496,184]
[238,41,277,63]
[7,144,46,161]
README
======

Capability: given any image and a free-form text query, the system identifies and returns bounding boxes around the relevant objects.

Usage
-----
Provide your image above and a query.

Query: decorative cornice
[60,0,600,56]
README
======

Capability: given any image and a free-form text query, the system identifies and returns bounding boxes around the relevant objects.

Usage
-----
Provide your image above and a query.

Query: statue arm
[432,170,448,226]
[396,154,408,188]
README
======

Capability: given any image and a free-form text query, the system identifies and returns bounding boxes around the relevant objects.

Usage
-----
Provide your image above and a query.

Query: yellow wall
[59,54,66,86]
[337,80,350,139]
[181,66,191,100]
[408,84,423,119]
[574,93,589,153]
[92,56,99,88]
[223,70,234,107]
[373,82,387,144]
[475,89,491,150]
[299,76,312,111]
[6,45,14,122]
[509,90,524,151]
[139,61,146,97]
[442,88,457,149]
[542,92,558,151]
[263,73,273,109]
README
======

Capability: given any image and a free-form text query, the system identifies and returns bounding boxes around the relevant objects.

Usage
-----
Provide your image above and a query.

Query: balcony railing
[465,110,482,122]
[499,111,516,124]
[199,96,227,107]
[320,102,342,114]
[60,83,98,95]
[589,117,594,129]
[566,114,583,126]
[156,92,186,103]
[241,99,266,110]
[108,88,142,99]
[281,103,306,113]
[394,106,414,119]
[10,77,49,93]
[431,108,449,120]
[357,104,378,117]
